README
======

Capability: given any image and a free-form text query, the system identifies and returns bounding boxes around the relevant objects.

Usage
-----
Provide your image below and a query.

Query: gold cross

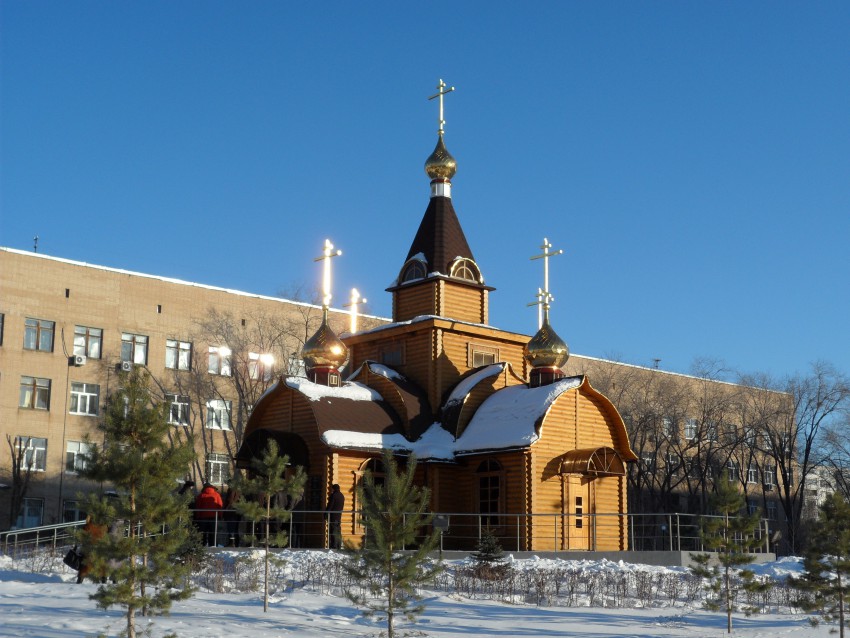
[314,239,342,309]
[530,238,563,327]
[428,79,455,135]
[344,288,368,333]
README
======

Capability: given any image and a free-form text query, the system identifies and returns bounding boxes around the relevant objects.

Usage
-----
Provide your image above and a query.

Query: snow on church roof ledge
[285,377,382,402]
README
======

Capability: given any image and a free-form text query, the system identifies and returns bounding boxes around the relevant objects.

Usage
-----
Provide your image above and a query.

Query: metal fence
[0,510,774,556]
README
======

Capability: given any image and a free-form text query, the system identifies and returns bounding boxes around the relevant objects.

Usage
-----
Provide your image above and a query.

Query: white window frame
[66,440,93,473]
[69,382,100,416]
[166,339,192,370]
[208,346,232,376]
[206,452,231,486]
[166,393,191,426]
[747,464,759,484]
[248,352,274,381]
[766,501,778,520]
[727,460,740,482]
[205,399,232,430]
[684,418,698,440]
[17,436,47,472]
[73,325,103,359]
[121,332,148,364]
[764,465,777,489]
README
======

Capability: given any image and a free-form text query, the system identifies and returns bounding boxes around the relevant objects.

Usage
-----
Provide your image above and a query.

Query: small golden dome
[524,318,570,369]
[302,316,348,371]
[424,134,457,181]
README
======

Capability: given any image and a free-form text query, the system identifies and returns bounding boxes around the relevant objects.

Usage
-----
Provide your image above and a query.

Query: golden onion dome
[301,316,348,371]
[524,318,570,369]
[424,134,457,181]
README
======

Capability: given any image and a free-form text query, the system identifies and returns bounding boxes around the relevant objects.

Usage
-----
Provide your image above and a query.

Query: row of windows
[14,449,231,528]
[9,317,273,378]
[640,453,778,487]
[14,435,230,481]
[631,415,786,449]
[18,377,235,429]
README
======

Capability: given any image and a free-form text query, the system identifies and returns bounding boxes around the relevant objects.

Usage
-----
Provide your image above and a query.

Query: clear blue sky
[2,2,848,380]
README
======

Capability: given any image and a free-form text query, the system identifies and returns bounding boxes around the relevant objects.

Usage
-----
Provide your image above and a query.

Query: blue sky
[2,2,848,380]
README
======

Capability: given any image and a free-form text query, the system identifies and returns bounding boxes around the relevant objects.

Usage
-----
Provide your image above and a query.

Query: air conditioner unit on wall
[120,361,133,372]
[73,354,87,367]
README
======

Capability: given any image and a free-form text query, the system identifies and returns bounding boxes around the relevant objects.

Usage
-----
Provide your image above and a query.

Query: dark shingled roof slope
[404,195,474,274]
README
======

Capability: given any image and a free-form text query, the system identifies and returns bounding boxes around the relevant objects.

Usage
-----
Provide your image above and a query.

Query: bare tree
[5,435,35,528]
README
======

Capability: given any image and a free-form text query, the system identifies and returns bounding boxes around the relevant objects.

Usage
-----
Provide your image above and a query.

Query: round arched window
[450,258,481,283]
[400,260,427,283]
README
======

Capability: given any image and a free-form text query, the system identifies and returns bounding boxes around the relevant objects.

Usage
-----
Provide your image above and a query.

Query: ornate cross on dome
[530,238,563,328]
[344,288,368,333]
[314,239,342,309]
[428,78,455,135]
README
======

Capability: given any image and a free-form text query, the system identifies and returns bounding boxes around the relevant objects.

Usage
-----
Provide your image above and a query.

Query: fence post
[516,515,520,552]
[629,514,634,552]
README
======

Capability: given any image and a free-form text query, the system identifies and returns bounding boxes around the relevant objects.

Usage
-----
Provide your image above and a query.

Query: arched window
[450,258,481,283]
[400,260,427,283]
[476,459,503,527]
[362,458,386,488]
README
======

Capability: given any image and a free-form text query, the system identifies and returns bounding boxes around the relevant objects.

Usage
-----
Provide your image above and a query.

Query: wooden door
[565,475,591,550]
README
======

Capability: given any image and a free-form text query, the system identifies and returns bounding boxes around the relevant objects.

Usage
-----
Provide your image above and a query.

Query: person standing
[326,484,344,550]
[194,483,223,546]
[76,515,107,584]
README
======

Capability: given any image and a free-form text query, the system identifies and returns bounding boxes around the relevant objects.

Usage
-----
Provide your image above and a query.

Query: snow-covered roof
[444,363,505,407]
[285,377,382,402]
[455,377,583,454]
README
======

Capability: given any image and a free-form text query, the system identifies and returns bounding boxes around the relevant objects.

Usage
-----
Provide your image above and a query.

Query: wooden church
[237,83,636,551]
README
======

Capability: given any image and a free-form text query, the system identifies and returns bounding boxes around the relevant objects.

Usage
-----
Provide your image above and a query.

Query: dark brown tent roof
[403,195,474,275]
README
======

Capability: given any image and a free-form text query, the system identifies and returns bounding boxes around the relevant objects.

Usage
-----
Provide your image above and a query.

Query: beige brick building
[0,247,387,529]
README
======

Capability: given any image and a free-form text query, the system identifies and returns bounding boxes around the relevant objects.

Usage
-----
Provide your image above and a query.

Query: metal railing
[0,510,774,556]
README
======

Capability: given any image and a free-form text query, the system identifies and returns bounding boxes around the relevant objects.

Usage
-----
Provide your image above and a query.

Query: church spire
[301,239,348,386]
[424,79,457,198]
[524,237,569,387]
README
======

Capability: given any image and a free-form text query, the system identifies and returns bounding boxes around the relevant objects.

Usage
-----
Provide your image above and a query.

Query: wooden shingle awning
[560,447,626,476]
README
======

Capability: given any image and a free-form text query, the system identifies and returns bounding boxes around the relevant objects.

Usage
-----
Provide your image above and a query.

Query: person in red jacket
[194,483,223,546]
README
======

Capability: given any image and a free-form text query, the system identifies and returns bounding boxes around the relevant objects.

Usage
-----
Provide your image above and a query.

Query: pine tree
[78,369,197,638]
[690,472,770,634]
[345,450,442,638]
[231,439,305,613]
[791,492,850,637]
[471,530,508,580]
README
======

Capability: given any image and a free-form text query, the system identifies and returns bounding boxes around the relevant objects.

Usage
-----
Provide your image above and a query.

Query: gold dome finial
[425,79,458,183]
[524,310,570,369]
[302,308,349,372]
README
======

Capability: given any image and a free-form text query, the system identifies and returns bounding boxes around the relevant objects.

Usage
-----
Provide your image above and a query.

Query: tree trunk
[264,495,270,613]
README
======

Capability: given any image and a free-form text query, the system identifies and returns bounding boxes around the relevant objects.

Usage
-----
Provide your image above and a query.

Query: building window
[287,355,306,377]
[206,453,231,486]
[249,352,274,381]
[476,459,502,527]
[16,436,47,472]
[66,441,93,473]
[727,461,740,482]
[661,417,676,440]
[400,260,427,283]
[166,394,191,426]
[450,258,481,283]
[766,501,778,520]
[379,342,405,367]
[121,332,148,364]
[641,453,656,472]
[764,465,776,490]
[205,399,232,430]
[665,453,681,474]
[24,317,55,352]
[747,499,759,515]
[706,422,718,442]
[16,497,44,528]
[166,339,192,370]
[744,427,756,446]
[468,344,499,368]
[208,346,232,376]
[747,464,759,484]
[74,326,103,359]
[69,382,100,416]
[63,499,86,523]
[19,376,51,410]
[684,418,698,440]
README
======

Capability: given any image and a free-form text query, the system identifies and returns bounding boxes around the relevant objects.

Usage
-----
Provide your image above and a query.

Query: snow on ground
[0,550,829,638]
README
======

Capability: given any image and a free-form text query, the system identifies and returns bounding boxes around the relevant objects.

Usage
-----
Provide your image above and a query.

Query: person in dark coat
[222,484,241,547]
[76,515,107,584]
[325,484,344,550]
[194,483,223,546]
